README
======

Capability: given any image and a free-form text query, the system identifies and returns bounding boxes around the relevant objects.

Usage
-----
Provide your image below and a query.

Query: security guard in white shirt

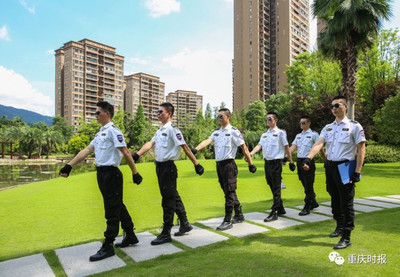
[289,115,326,216]
[303,96,366,250]
[133,102,204,245]
[250,112,295,222]
[59,101,142,262]
[192,108,256,231]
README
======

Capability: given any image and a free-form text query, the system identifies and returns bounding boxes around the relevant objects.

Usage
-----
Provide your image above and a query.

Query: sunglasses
[95,111,101,116]
[330,103,341,109]
[266,117,273,121]
[300,121,307,125]
[156,110,164,114]
[217,114,225,119]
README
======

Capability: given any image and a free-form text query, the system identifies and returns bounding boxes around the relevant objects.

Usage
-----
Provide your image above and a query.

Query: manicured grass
[0,161,399,275]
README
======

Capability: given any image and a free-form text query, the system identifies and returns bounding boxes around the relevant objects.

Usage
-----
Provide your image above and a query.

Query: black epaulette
[112,125,122,132]
[350,120,358,124]
[215,128,219,131]
[232,127,237,130]
[171,124,178,128]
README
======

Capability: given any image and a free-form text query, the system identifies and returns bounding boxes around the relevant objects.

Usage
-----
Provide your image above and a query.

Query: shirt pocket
[325,131,334,143]
[269,135,279,146]
[223,137,231,147]
[98,137,109,149]
[339,131,350,144]
[160,136,168,147]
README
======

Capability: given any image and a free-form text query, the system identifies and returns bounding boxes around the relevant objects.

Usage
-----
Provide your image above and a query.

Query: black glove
[289,163,296,172]
[132,152,140,163]
[302,158,311,168]
[249,164,257,173]
[350,172,361,183]
[133,172,143,185]
[59,164,72,177]
[191,148,198,155]
[282,157,288,164]
[195,164,204,175]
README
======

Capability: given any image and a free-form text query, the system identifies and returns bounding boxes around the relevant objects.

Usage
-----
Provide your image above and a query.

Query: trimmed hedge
[365,144,400,163]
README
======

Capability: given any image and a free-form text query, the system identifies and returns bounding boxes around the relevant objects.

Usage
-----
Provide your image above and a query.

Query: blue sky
[0,0,398,116]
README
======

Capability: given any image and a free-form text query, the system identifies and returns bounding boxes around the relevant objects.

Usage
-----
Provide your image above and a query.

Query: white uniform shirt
[292,129,319,158]
[320,117,366,161]
[152,121,186,162]
[90,122,126,167]
[209,124,245,161]
[258,127,289,160]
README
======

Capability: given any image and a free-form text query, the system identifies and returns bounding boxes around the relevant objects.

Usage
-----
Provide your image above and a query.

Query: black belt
[264,159,282,164]
[96,166,117,172]
[216,159,234,167]
[155,160,175,167]
[325,160,348,167]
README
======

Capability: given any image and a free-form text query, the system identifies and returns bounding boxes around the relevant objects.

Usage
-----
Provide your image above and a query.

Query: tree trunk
[346,40,357,120]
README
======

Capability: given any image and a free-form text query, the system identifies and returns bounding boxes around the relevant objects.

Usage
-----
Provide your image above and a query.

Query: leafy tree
[21,127,45,158]
[131,104,155,147]
[3,125,25,157]
[231,109,248,132]
[313,0,392,119]
[76,118,101,140]
[246,100,266,131]
[68,134,90,155]
[52,115,73,143]
[43,129,64,158]
[373,91,400,145]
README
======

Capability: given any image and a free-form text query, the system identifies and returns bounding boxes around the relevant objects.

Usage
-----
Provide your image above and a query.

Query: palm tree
[43,129,64,159]
[313,0,392,119]
[3,126,25,158]
[23,127,45,159]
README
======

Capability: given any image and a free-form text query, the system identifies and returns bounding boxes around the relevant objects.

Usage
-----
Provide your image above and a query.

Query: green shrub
[365,144,400,163]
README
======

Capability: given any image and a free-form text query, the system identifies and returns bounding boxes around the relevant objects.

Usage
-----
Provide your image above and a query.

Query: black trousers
[264,159,284,211]
[216,159,240,216]
[297,158,317,207]
[325,161,355,231]
[96,166,134,241]
[155,161,187,228]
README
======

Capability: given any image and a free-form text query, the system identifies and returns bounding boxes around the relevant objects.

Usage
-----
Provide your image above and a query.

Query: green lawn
[1,160,399,276]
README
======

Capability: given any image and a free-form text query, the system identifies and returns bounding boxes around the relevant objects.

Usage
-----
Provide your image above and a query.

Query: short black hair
[218,108,231,117]
[300,115,311,122]
[96,101,114,118]
[267,111,278,120]
[160,102,174,117]
[332,95,347,104]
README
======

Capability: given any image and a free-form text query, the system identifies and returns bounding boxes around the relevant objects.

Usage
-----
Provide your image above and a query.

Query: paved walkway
[1,195,399,277]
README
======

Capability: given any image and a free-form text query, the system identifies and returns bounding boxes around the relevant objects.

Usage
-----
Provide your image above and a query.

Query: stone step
[366,196,400,205]
[274,208,331,223]
[354,198,400,209]
[244,212,303,229]
[170,225,229,248]
[386,195,400,199]
[55,241,125,277]
[321,202,383,213]
[115,231,183,262]
[198,217,269,238]
[0,253,55,277]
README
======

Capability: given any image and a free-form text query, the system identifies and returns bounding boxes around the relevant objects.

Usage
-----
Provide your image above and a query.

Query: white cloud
[0,65,53,116]
[20,0,36,14]
[46,49,54,55]
[161,48,233,110]
[0,25,11,42]
[145,0,181,18]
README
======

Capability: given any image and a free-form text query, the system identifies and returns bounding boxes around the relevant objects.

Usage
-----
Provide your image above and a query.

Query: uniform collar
[267,126,278,133]
[301,128,312,134]
[101,122,113,131]
[161,121,172,129]
[220,124,232,131]
[334,117,350,125]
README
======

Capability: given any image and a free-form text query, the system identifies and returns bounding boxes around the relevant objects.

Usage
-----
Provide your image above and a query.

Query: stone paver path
[171,225,229,248]
[2,195,399,277]
[199,217,268,238]
[0,253,55,277]
[116,231,183,262]
[55,241,125,277]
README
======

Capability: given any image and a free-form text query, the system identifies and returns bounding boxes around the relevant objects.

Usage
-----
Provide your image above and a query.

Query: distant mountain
[0,104,53,125]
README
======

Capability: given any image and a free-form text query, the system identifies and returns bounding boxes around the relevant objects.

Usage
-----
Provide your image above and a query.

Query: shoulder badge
[117,134,124,143]
[176,133,183,141]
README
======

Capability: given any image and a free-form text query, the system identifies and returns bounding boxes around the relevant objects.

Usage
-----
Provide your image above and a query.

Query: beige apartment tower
[166,90,203,127]
[55,39,124,126]
[124,73,165,124]
[233,0,310,111]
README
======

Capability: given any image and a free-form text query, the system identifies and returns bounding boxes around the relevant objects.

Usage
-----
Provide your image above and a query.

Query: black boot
[151,224,172,245]
[333,230,352,249]
[264,210,278,222]
[217,214,232,230]
[174,219,193,236]
[89,240,115,262]
[232,205,245,224]
[329,228,343,238]
[115,230,139,248]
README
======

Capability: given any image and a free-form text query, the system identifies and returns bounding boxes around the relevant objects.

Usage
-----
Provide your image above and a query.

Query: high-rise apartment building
[233,0,310,111]
[124,73,165,123]
[166,90,203,127]
[55,39,124,126]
